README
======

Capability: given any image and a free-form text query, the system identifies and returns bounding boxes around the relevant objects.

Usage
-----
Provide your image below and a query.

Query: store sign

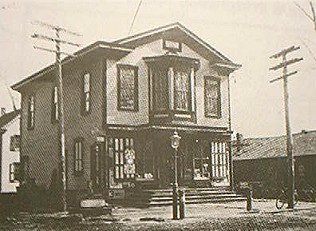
[163,39,182,52]
[108,189,125,199]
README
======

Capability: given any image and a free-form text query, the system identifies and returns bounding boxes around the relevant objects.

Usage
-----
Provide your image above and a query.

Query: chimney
[1,107,6,116]
[236,133,243,152]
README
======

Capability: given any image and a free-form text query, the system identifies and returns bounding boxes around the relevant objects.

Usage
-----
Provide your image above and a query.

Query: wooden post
[31,20,81,212]
[269,46,303,209]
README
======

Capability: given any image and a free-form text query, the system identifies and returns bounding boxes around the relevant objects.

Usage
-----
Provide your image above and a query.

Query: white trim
[116,23,230,62]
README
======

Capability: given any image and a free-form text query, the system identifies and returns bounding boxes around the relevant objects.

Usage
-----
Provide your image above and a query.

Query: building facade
[12,23,240,204]
[0,109,20,193]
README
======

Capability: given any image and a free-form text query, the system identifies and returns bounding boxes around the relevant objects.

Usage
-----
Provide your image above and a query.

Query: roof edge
[11,41,133,91]
[114,22,234,63]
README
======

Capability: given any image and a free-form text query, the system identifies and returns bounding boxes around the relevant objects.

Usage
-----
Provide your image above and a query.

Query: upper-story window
[74,138,84,175]
[153,69,168,111]
[10,135,20,152]
[27,95,35,129]
[117,64,138,111]
[82,73,91,114]
[51,86,59,122]
[174,69,191,111]
[205,76,221,118]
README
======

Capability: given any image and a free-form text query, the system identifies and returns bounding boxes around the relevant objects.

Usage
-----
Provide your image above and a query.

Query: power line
[128,0,143,35]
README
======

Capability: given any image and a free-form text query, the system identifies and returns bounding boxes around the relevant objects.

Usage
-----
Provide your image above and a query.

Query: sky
[0,0,315,138]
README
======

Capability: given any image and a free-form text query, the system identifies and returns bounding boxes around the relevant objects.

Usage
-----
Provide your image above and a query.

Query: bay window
[144,54,199,123]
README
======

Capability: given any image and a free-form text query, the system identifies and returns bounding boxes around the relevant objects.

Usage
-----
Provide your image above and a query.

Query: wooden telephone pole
[269,46,303,209]
[31,20,81,211]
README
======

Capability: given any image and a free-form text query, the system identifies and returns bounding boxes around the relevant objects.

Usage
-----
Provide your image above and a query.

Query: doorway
[90,142,104,193]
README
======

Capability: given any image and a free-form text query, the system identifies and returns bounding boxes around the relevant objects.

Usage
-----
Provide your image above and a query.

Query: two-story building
[12,23,240,206]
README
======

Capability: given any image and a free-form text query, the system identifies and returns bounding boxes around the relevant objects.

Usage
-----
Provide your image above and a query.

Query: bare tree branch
[294,2,314,21]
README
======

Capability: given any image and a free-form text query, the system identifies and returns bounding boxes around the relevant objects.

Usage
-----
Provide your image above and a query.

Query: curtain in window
[174,70,190,111]
[119,68,135,110]
[154,70,168,111]
[28,96,35,128]
[205,78,220,117]
[74,141,83,173]
[83,73,91,113]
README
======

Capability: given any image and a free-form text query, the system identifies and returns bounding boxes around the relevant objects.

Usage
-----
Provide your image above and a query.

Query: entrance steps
[127,187,246,207]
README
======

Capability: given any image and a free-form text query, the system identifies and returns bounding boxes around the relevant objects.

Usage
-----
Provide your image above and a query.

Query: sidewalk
[111,199,316,222]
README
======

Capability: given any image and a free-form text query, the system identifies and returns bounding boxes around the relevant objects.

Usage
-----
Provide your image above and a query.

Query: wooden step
[125,187,246,207]
[149,197,246,206]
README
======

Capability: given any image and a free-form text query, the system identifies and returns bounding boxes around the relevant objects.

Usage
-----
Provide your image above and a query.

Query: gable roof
[11,22,240,92]
[234,130,316,161]
[114,22,238,65]
[0,110,20,129]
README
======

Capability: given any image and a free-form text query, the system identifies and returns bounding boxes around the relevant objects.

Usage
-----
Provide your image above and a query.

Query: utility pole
[269,46,303,209]
[31,20,81,211]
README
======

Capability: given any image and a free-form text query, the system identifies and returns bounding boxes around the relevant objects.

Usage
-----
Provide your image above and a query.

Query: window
[117,65,138,111]
[74,139,84,174]
[9,163,20,182]
[174,69,190,111]
[111,137,135,180]
[10,135,20,152]
[82,73,91,114]
[193,141,211,180]
[27,95,35,129]
[52,86,59,122]
[210,142,228,179]
[205,77,221,118]
[153,69,168,111]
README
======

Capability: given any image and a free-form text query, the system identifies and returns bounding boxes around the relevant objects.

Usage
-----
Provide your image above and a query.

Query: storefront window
[108,137,136,180]
[193,141,210,180]
[210,141,228,179]
[135,140,154,180]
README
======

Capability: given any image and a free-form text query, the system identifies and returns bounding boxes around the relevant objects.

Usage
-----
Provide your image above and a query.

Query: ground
[1,200,316,230]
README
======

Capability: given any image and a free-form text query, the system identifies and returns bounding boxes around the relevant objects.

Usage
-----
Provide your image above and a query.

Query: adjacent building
[0,109,20,193]
[12,23,240,205]
[233,131,316,196]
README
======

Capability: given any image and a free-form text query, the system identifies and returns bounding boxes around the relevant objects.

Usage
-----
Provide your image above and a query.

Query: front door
[91,143,104,193]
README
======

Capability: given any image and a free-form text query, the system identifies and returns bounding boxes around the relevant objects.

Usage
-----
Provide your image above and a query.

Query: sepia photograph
[0,0,315,230]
